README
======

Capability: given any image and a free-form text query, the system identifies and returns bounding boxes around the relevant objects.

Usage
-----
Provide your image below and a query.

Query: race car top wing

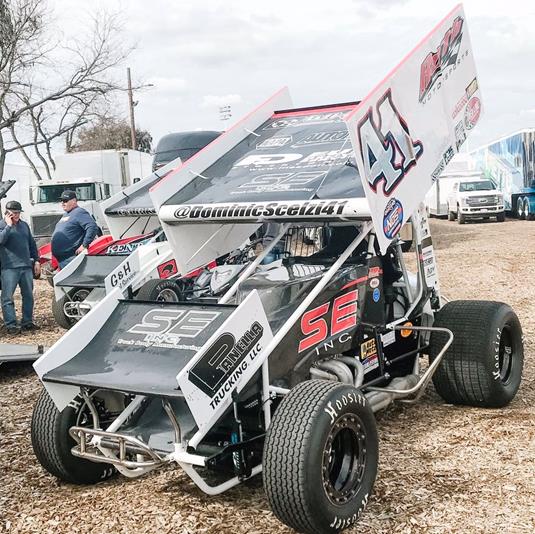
[345,3,482,253]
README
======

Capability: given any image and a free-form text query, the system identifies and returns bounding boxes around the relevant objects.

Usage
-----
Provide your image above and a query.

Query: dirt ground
[1,218,534,533]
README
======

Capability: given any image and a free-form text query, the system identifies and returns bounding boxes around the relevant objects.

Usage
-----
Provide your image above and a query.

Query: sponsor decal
[172,199,349,221]
[381,330,396,347]
[113,207,156,216]
[360,338,379,372]
[264,111,347,130]
[256,136,292,149]
[383,198,404,239]
[455,120,467,150]
[292,130,349,147]
[188,322,264,408]
[464,96,481,130]
[372,288,380,302]
[431,146,455,181]
[466,77,479,98]
[234,148,354,170]
[106,240,147,255]
[419,16,464,102]
[369,277,380,289]
[368,266,382,278]
[233,171,325,195]
[357,89,423,196]
[299,289,358,354]
[157,259,178,279]
[452,94,468,119]
[119,309,220,350]
[107,260,136,290]
[104,252,141,293]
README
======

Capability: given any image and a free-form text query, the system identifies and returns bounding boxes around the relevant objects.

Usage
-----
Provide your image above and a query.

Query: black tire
[429,301,523,408]
[51,288,91,329]
[457,206,466,224]
[263,380,378,534]
[496,212,505,222]
[517,197,525,220]
[525,199,535,221]
[135,278,183,302]
[31,389,116,484]
[447,210,455,221]
[51,294,72,329]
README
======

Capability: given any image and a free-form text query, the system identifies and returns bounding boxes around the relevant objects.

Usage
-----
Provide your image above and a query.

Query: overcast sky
[10,0,535,162]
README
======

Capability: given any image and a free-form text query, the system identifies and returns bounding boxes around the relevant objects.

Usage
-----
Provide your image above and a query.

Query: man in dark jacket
[0,200,41,334]
[51,190,99,268]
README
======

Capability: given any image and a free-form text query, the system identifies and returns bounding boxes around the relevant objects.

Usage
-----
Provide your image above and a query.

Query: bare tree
[0,0,131,180]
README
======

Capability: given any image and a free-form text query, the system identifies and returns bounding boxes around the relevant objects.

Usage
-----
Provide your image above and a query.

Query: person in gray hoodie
[51,190,99,268]
[0,200,40,334]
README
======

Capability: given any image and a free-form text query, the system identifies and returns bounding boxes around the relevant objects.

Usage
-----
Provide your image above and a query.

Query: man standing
[51,190,99,269]
[0,200,41,334]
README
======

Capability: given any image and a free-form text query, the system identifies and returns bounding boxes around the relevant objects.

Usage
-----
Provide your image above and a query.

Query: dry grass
[1,217,534,533]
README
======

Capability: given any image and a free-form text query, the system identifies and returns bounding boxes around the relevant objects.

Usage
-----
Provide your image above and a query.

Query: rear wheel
[263,380,378,534]
[447,210,455,221]
[517,197,526,219]
[135,278,183,302]
[31,390,116,484]
[429,300,523,407]
[525,199,534,221]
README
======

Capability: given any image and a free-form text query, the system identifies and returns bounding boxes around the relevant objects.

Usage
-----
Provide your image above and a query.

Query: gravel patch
[1,217,534,533]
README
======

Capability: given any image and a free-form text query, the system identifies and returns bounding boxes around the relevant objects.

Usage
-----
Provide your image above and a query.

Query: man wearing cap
[0,200,41,334]
[51,190,99,269]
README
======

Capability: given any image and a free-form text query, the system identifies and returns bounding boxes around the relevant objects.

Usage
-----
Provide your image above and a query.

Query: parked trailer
[510,181,535,220]
[30,8,523,534]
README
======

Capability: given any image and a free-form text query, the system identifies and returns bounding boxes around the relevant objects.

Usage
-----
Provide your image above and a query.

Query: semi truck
[29,149,152,239]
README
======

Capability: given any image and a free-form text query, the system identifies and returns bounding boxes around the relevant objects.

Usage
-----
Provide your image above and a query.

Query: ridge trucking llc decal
[177,291,273,432]
[188,321,264,408]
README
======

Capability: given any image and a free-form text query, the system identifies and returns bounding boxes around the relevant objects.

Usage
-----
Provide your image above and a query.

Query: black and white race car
[30,7,523,533]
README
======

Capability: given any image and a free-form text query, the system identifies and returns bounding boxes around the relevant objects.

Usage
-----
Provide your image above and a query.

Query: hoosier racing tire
[429,301,523,408]
[31,390,116,484]
[135,278,183,302]
[263,380,378,534]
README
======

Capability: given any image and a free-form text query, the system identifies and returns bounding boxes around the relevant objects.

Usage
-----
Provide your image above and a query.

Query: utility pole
[127,67,136,150]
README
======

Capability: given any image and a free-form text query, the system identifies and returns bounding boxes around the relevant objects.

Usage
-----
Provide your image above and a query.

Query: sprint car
[30,7,523,533]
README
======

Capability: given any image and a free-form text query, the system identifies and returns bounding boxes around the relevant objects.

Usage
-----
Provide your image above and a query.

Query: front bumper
[458,205,504,217]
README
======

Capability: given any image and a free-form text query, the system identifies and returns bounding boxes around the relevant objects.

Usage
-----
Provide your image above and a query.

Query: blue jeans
[1,267,34,328]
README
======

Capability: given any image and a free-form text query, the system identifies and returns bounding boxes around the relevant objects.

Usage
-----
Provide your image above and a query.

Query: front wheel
[429,300,523,407]
[457,207,466,224]
[31,390,116,484]
[263,381,378,534]
[496,212,505,222]
[447,210,455,221]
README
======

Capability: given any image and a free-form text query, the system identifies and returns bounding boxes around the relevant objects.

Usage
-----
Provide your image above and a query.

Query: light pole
[127,68,154,151]
[127,67,136,150]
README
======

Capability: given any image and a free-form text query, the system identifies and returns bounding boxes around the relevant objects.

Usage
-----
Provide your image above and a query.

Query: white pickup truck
[447,178,505,223]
